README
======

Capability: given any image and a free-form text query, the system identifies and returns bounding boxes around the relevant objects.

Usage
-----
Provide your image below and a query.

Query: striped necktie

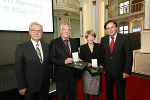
[36,44,42,63]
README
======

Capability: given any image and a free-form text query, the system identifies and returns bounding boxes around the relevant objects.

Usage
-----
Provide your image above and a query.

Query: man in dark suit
[49,24,79,100]
[15,22,52,100]
[100,20,133,100]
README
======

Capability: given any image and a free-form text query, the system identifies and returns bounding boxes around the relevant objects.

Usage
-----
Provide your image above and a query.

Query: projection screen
[0,0,53,32]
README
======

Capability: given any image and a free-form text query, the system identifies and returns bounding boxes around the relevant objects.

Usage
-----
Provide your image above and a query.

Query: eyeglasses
[30,29,42,33]
[62,28,71,31]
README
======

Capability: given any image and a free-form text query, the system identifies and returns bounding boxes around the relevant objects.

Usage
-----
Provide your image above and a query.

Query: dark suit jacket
[49,37,79,82]
[15,40,52,93]
[79,43,103,66]
[101,33,133,78]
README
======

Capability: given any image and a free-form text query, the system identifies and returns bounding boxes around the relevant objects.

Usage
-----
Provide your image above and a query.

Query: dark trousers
[24,85,49,100]
[105,72,126,100]
[56,80,78,100]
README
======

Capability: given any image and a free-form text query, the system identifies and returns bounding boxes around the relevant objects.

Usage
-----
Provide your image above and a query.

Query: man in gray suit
[49,24,79,100]
[15,22,52,100]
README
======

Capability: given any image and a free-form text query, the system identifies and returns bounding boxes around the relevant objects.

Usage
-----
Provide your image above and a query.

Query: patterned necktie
[110,36,114,54]
[64,40,71,56]
[36,44,42,63]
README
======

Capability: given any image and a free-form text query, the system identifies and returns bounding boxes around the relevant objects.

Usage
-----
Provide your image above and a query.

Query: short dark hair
[104,20,118,30]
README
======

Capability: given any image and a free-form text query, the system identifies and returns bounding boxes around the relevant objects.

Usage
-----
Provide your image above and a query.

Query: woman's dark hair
[104,20,118,30]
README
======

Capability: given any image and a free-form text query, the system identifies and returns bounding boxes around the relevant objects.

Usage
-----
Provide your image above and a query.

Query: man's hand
[65,58,73,64]
[100,65,103,68]
[50,79,53,84]
[19,88,26,95]
[123,73,130,78]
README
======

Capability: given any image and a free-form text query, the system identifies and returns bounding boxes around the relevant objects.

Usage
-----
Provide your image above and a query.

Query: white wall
[140,31,150,53]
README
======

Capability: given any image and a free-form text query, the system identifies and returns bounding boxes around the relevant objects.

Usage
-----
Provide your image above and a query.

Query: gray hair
[29,22,43,31]
[60,24,71,30]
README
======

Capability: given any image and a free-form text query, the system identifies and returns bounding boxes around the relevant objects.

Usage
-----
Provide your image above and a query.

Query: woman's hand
[79,58,83,62]
[87,63,92,67]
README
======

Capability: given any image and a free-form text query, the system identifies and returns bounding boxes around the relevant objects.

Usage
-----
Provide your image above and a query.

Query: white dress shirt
[31,39,43,62]
[109,32,117,45]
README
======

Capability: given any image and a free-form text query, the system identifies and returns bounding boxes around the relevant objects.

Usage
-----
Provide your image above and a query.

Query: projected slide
[0,0,53,32]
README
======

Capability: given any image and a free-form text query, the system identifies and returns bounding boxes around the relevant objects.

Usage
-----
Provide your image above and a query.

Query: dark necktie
[110,36,114,54]
[36,44,42,63]
[64,40,71,56]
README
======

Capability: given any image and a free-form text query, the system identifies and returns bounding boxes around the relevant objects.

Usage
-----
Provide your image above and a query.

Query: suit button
[110,57,113,59]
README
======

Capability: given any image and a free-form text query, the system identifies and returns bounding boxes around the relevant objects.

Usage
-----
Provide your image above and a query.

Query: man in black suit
[15,22,52,100]
[49,24,79,100]
[100,20,133,100]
